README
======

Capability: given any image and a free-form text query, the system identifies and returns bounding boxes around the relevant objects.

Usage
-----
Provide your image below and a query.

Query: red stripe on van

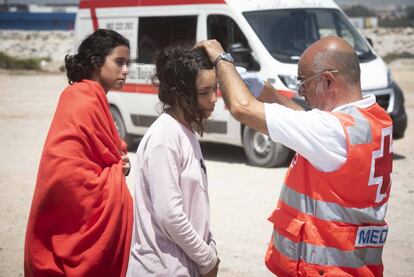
[277,89,296,99]
[119,83,159,94]
[117,83,292,100]
[117,83,224,97]
[80,0,225,9]
[90,8,98,30]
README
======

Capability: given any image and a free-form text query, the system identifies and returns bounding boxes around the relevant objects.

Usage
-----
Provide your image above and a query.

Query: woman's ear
[90,57,101,80]
[91,57,100,70]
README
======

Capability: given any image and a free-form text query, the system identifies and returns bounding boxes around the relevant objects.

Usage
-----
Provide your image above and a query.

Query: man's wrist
[213,52,234,67]
[215,57,235,73]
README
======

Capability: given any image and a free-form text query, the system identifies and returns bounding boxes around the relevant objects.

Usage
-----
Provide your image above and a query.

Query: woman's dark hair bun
[65,54,88,85]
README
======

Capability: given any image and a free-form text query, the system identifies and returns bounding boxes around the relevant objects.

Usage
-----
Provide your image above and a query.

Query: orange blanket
[24,80,133,277]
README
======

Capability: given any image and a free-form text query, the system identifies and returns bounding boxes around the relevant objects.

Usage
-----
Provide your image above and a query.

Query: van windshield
[243,9,375,63]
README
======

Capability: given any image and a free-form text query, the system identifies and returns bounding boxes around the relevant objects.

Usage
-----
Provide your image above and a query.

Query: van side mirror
[227,43,260,71]
[366,37,374,47]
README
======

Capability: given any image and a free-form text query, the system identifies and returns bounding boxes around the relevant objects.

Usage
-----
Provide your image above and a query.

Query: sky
[335,0,414,8]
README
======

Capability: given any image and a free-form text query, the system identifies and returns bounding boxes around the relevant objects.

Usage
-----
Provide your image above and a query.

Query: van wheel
[110,106,134,147]
[242,126,290,167]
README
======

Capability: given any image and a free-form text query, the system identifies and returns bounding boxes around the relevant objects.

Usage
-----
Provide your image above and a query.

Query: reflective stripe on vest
[341,106,373,145]
[272,230,383,268]
[280,185,387,224]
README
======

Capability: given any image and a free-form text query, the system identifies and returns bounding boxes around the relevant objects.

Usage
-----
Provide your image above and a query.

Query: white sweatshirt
[127,113,217,277]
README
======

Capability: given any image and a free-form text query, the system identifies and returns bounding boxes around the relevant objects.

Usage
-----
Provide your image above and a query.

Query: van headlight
[278,74,298,91]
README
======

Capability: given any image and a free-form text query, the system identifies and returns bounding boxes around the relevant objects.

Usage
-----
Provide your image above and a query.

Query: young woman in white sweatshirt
[127,45,219,277]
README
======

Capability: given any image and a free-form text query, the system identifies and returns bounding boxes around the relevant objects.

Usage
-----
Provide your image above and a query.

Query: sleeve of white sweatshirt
[145,144,217,274]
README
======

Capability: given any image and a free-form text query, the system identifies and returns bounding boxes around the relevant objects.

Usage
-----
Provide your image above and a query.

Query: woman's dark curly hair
[65,29,129,84]
[154,44,214,135]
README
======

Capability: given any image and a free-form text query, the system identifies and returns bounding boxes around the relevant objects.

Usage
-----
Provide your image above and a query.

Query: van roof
[79,0,339,10]
[79,0,225,9]
[226,0,339,12]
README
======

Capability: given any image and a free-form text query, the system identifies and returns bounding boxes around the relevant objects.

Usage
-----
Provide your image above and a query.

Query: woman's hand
[201,258,220,277]
[120,151,131,176]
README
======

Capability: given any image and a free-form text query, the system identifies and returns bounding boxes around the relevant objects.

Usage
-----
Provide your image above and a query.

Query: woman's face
[196,69,217,118]
[96,45,129,92]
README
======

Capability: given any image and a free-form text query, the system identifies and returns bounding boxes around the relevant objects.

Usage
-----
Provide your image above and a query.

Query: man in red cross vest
[197,36,393,276]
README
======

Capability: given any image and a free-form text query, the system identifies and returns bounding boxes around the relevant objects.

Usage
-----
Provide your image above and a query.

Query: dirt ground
[0,59,413,276]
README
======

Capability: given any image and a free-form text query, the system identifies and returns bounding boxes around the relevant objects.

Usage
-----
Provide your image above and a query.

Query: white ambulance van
[75,0,407,167]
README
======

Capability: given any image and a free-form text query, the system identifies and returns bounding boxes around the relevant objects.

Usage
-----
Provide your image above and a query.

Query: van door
[107,15,198,144]
[137,16,197,64]
[206,14,291,167]
[199,14,257,144]
[130,15,199,127]
[207,14,259,71]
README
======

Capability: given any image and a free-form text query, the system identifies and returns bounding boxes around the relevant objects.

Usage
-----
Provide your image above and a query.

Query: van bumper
[389,82,407,139]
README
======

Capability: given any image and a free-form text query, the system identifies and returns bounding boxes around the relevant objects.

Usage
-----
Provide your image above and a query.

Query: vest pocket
[268,208,306,269]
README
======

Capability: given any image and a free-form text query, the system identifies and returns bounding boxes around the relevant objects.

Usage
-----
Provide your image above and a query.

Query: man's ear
[324,72,335,92]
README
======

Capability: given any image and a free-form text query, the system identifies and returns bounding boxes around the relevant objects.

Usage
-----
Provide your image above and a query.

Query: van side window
[138,16,197,64]
[208,15,260,71]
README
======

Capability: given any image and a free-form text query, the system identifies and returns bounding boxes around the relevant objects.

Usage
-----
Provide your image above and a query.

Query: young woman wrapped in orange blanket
[24,29,133,277]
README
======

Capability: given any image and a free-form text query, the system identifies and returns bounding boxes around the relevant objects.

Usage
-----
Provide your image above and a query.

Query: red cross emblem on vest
[368,126,393,203]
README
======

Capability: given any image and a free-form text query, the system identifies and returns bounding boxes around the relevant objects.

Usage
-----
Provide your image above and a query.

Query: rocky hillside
[0,30,74,72]
[362,28,414,58]
[0,28,413,72]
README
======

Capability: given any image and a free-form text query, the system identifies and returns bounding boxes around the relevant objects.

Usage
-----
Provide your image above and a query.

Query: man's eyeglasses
[296,69,339,94]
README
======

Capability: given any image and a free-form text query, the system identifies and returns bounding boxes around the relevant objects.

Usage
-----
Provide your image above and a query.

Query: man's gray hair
[312,49,361,87]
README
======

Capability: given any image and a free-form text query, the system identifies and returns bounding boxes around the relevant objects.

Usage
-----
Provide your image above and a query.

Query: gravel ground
[0,59,413,276]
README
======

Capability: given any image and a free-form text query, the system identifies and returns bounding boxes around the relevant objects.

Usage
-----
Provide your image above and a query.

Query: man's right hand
[194,40,225,65]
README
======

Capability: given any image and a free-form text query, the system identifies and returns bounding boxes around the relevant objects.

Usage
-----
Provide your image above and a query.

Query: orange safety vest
[265,103,393,277]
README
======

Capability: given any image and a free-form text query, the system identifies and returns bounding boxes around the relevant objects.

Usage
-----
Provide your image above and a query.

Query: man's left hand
[236,66,265,98]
